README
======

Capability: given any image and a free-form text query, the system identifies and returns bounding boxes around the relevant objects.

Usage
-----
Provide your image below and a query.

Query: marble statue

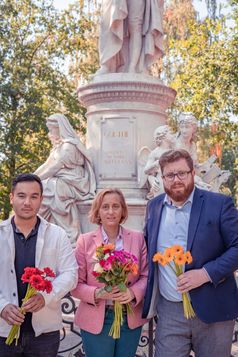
[175,112,198,165]
[138,125,175,198]
[139,113,231,199]
[175,112,230,192]
[35,113,96,245]
[96,0,164,74]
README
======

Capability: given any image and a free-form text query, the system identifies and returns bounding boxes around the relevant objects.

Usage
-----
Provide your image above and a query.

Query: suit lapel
[187,188,204,251]
[150,197,164,254]
[92,227,104,248]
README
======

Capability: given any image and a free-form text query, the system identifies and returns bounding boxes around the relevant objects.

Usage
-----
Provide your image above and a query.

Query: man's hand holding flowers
[1,304,25,326]
[153,244,196,319]
[177,268,211,293]
[1,293,45,326]
[21,293,45,313]
[5,266,55,346]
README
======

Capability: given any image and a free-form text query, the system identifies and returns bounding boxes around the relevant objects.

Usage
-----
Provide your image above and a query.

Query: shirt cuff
[202,267,212,282]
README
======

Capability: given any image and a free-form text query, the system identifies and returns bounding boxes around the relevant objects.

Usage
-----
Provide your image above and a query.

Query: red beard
[164,180,194,204]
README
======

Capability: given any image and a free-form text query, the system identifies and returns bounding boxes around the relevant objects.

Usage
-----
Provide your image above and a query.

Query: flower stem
[5,285,36,346]
[182,292,196,319]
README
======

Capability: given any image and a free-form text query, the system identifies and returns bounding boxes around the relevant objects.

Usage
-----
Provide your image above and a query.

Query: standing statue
[96,0,164,74]
[35,113,96,245]
[138,125,175,198]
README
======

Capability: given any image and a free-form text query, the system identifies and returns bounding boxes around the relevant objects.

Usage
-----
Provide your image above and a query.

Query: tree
[0,0,99,219]
[163,0,238,201]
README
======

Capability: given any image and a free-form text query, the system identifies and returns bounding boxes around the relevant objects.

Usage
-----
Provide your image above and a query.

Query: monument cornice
[77,74,176,108]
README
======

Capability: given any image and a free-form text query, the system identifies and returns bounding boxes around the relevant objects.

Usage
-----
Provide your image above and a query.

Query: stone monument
[76,2,229,230]
[77,0,176,232]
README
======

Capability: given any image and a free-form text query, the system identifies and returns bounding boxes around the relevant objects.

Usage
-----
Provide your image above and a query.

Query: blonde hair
[89,188,128,225]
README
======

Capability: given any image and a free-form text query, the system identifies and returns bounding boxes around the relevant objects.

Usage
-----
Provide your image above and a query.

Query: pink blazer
[71,226,148,334]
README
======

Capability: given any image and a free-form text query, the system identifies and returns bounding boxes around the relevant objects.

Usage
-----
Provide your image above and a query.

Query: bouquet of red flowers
[93,244,138,339]
[6,266,55,346]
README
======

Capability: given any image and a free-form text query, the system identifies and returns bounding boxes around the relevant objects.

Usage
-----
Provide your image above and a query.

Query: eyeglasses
[162,171,192,182]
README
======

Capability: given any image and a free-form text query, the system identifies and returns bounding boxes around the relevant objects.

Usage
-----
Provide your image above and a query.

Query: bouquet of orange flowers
[6,266,55,346]
[153,244,195,319]
[93,244,138,338]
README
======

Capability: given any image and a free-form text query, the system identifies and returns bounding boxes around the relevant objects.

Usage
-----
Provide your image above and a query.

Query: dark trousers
[0,330,60,357]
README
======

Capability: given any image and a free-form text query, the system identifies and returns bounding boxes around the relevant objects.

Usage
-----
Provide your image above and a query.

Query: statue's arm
[35,143,73,180]
[34,156,64,180]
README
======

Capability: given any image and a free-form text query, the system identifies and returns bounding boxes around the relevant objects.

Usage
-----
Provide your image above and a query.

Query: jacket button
[13,293,16,297]
[11,270,14,274]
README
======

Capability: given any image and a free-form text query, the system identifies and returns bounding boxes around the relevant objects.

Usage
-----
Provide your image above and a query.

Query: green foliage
[0,0,98,219]
[164,0,238,202]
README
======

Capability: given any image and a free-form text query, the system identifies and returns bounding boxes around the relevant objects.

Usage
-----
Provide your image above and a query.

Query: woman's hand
[95,286,120,301]
[113,288,135,304]
[95,287,135,304]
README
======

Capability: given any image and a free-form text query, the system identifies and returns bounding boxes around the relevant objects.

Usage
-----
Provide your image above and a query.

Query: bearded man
[142,149,238,357]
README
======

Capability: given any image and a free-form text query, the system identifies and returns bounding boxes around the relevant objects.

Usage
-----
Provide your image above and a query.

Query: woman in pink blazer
[71,188,148,357]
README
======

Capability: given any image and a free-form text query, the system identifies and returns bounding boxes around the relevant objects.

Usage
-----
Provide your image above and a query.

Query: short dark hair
[11,173,43,195]
[159,149,194,173]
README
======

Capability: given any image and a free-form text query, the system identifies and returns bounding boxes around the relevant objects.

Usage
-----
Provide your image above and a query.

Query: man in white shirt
[0,173,78,356]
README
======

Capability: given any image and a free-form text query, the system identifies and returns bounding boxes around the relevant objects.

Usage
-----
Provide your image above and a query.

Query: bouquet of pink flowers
[93,244,138,338]
[6,266,55,346]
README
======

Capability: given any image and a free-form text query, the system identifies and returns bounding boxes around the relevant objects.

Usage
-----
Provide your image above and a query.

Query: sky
[53,0,208,17]
[53,0,233,20]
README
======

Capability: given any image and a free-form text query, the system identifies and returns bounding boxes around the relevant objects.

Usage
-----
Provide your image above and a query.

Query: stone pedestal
[78,74,176,195]
[77,73,176,232]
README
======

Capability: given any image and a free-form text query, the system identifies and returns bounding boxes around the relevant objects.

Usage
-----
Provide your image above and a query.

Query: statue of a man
[96,0,164,74]
[35,113,96,245]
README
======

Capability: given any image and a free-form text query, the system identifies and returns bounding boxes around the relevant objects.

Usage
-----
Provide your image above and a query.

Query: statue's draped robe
[99,0,164,72]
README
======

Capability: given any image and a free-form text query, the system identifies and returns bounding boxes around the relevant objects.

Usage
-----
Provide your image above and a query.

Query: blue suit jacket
[142,188,238,323]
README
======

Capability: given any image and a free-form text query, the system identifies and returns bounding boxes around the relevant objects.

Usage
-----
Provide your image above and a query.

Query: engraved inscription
[99,117,136,180]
